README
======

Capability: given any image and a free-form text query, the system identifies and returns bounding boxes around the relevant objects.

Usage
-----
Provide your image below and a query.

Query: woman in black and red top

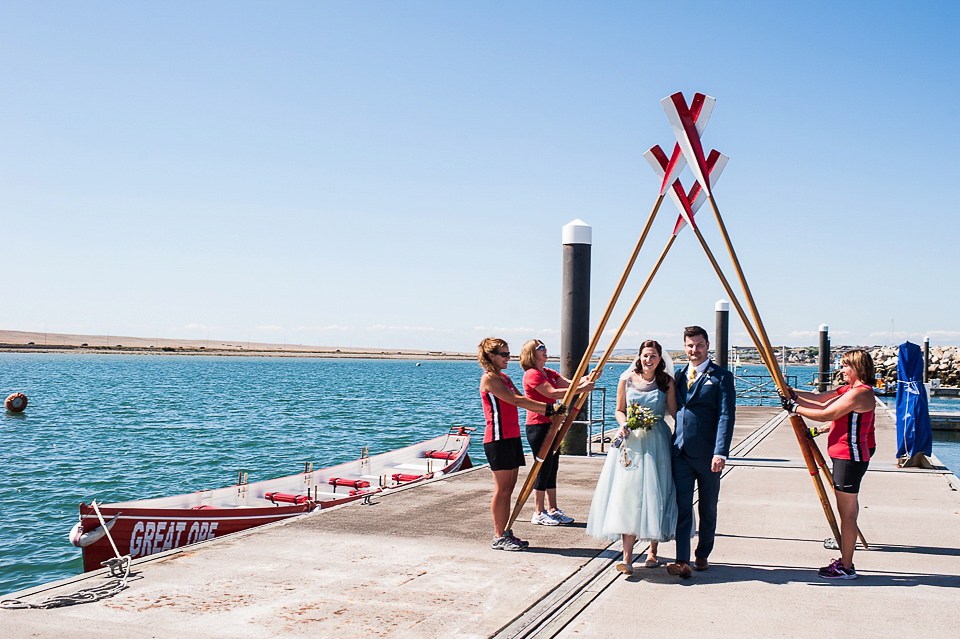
[783,349,877,580]
[479,337,565,551]
[520,339,594,526]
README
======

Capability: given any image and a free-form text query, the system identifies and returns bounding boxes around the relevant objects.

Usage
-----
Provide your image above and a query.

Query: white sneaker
[550,509,575,525]
[531,510,560,526]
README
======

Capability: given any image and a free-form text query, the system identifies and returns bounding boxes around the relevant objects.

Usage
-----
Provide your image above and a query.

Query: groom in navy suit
[666,326,735,578]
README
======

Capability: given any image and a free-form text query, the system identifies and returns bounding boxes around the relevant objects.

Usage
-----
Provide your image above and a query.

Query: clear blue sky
[3,1,958,352]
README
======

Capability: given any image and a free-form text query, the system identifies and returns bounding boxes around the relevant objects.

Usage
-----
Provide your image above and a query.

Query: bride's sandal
[616,562,634,575]
[644,556,659,568]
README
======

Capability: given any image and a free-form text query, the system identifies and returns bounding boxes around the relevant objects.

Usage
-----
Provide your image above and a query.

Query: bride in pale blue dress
[586,340,680,574]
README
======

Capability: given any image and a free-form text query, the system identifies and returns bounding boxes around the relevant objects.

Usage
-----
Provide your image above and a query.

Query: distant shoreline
[1,329,802,365]
[0,329,647,362]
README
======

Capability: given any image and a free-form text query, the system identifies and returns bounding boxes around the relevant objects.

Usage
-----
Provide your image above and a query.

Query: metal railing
[733,373,798,405]
[582,386,607,457]
[810,370,836,389]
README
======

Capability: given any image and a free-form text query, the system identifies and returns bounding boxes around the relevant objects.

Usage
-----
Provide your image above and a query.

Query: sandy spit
[0,329,631,362]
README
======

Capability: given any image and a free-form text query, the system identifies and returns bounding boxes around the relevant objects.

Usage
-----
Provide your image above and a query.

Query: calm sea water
[1,355,957,596]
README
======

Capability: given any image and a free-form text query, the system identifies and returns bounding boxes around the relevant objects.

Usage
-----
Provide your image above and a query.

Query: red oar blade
[686,150,729,215]
[689,92,715,137]
[647,146,729,236]
[645,145,697,233]
[662,92,714,197]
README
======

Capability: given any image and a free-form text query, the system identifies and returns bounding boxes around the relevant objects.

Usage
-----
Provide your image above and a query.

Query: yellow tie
[688,366,697,384]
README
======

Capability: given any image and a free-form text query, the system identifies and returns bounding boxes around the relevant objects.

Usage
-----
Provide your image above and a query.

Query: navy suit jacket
[673,361,736,459]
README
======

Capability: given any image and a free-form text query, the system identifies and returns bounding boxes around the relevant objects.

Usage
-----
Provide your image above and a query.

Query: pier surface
[5,405,960,638]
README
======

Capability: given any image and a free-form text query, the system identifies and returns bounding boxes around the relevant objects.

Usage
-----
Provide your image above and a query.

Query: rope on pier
[1,559,130,609]
[1,501,133,610]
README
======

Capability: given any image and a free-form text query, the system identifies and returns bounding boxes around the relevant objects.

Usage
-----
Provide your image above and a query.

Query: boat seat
[424,450,457,460]
[391,473,423,483]
[328,477,371,490]
[265,492,310,505]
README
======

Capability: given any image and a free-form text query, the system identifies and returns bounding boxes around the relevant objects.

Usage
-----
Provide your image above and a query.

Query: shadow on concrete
[868,543,960,557]
[524,546,613,559]
[619,563,960,588]
[716,532,827,544]
[715,534,960,559]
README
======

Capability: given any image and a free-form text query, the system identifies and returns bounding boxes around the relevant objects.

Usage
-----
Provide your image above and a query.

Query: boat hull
[77,503,312,572]
[72,431,472,572]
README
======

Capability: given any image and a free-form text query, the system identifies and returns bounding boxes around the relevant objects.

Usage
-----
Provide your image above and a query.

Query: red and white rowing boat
[69,428,473,572]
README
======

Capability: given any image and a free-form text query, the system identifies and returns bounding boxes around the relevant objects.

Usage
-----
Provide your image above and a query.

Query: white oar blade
[689,152,729,212]
[662,92,713,197]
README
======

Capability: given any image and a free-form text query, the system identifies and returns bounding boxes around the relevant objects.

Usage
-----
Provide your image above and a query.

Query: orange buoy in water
[5,393,27,412]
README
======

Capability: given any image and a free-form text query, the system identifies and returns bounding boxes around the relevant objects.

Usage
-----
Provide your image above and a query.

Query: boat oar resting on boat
[69,427,473,572]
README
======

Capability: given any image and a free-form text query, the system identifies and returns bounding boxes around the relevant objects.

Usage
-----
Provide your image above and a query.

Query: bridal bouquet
[626,403,658,431]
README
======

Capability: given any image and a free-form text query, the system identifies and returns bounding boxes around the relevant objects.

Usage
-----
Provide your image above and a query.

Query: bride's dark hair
[633,340,671,392]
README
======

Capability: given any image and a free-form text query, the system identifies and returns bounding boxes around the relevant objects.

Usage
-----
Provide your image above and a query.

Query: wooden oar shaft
[700,195,851,544]
[546,235,678,457]
[505,194,666,530]
[709,193,868,548]
[506,234,678,534]
[556,193,666,411]
[806,433,870,549]
[537,193,666,462]
[719,284,863,547]
[734,311,867,546]
[786,414,843,542]
[690,224,842,543]
[705,193,783,389]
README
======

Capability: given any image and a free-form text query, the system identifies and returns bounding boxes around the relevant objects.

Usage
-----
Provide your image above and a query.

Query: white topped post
[561,218,592,245]
[715,300,729,369]
[818,324,830,392]
[560,219,592,455]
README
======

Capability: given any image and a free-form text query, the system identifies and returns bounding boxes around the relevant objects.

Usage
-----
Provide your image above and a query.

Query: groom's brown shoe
[694,557,709,571]
[666,561,692,578]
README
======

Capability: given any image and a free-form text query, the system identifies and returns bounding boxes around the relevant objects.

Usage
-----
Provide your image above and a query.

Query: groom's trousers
[673,451,722,563]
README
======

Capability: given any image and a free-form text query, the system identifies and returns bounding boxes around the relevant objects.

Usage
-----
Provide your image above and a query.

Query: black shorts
[484,437,526,472]
[832,457,870,494]
[526,423,560,490]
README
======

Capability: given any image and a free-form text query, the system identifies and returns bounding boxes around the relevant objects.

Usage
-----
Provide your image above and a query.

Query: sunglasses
[535,344,546,351]
[493,351,510,358]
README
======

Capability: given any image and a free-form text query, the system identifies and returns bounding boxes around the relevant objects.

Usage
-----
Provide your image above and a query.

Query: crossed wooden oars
[507,91,867,549]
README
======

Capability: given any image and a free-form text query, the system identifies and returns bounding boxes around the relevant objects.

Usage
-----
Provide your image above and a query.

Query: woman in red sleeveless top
[784,349,877,580]
[479,337,565,551]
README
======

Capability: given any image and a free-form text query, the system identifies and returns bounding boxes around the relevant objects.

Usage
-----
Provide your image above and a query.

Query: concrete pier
[5,405,960,638]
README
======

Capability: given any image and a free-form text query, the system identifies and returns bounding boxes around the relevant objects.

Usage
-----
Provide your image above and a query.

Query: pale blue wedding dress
[586,376,680,542]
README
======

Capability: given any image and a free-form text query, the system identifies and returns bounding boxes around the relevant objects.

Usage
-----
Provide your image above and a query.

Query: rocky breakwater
[853,346,960,388]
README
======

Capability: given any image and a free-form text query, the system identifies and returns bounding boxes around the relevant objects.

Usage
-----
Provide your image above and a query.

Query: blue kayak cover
[895,341,933,458]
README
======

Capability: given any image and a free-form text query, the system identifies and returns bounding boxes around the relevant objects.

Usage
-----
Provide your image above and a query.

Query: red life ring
[5,393,27,412]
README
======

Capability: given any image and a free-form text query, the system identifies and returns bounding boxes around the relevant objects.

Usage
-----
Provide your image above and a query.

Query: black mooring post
[560,219,591,455]
[923,336,930,384]
[818,324,830,392]
[715,300,729,370]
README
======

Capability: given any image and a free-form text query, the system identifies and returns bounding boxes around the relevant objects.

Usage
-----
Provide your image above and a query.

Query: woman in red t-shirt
[520,339,594,526]
[783,349,877,580]
[479,337,566,551]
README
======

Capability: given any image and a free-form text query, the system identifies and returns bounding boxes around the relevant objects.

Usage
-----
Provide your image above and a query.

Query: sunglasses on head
[535,343,546,351]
